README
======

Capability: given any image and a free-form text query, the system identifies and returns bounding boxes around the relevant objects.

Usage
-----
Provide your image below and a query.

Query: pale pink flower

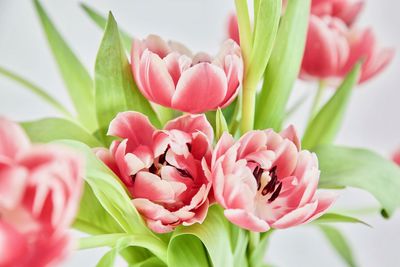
[0,118,83,267]
[312,0,365,26]
[96,112,213,233]
[301,15,394,83]
[131,35,243,113]
[207,126,336,232]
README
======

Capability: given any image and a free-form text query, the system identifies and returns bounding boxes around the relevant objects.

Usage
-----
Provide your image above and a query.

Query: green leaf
[167,234,210,267]
[95,13,160,141]
[56,140,168,262]
[255,0,311,130]
[80,3,133,52]
[21,118,103,147]
[314,213,370,227]
[33,0,97,131]
[245,0,281,89]
[169,205,234,267]
[249,230,274,267]
[97,236,139,267]
[230,225,248,267]
[316,145,400,217]
[216,108,229,140]
[319,225,358,267]
[0,66,71,118]
[130,257,166,267]
[302,63,361,149]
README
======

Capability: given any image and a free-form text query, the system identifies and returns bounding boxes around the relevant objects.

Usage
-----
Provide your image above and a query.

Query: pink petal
[227,13,240,45]
[0,221,29,266]
[273,140,298,178]
[182,199,210,225]
[271,201,318,229]
[303,190,338,224]
[224,209,270,232]
[0,117,30,159]
[144,34,171,58]
[147,219,175,233]
[138,50,175,106]
[108,112,155,150]
[94,148,120,176]
[165,114,214,142]
[212,132,235,167]
[132,198,178,223]
[0,166,27,209]
[237,131,267,159]
[280,125,301,150]
[172,63,228,113]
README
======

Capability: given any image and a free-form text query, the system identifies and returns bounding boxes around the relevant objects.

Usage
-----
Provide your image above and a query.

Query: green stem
[240,85,256,133]
[235,0,252,65]
[248,231,260,255]
[309,80,326,122]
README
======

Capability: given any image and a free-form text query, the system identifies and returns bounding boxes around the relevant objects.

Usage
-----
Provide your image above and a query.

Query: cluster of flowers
[0,119,82,267]
[94,32,336,233]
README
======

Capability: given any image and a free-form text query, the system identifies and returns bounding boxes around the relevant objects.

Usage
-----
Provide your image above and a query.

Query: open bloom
[131,35,243,113]
[96,112,213,233]
[0,118,83,267]
[301,15,394,83]
[207,126,336,232]
[312,0,365,26]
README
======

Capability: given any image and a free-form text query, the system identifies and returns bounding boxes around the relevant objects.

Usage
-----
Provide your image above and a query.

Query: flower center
[253,165,282,203]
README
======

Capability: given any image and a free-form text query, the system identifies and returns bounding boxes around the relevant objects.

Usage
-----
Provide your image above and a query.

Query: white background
[0,0,399,266]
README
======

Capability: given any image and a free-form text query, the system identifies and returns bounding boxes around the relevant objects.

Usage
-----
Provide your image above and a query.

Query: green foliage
[316,145,400,217]
[33,0,97,131]
[255,0,311,130]
[95,13,160,143]
[21,118,103,147]
[302,63,361,149]
[315,213,370,227]
[216,108,229,140]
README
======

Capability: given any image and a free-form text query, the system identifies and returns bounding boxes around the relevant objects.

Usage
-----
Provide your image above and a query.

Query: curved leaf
[21,118,102,147]
[167,234,210,267]
[95,13,160,142]
[0,66,71,117]
[33,0,97,131]
[169,205,234,267]
[314,213,370,227]
[316,145,400,217]
[216,108,229,140]
[302,63,361,149]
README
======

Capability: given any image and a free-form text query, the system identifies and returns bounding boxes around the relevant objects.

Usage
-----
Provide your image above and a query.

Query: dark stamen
[268,182,282,202]
[261,166,278,196]
[177,168,192,178]
[187,143,192,152]
[253,166,263,190]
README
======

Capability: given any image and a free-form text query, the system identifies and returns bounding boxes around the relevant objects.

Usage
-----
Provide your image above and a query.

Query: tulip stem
[248,231,260,254]
[309,80,326,121]
[241,85,256,133]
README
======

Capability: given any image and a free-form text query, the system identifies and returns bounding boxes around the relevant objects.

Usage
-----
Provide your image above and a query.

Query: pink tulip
[131,35,243,113]
[301,15,394,83]
[301,15,350,80]
[227,13,240,45]
[312,0,365,26]
[393,149,400,166]
[0,118,83,267]
[96,112,213,233]
[207,126,336,232]
[339,28,395,83]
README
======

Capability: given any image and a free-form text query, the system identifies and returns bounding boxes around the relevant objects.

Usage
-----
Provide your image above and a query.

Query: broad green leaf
[0,66,71,117]
[216,108,229,140]
[319,225,358,267]
[246,0,281,90]
[314,213,370,227]
[302,63,361,149]
[130,257,166,267]
[230,225,248,267]
[169,205,234,267]
[33,0,97,131]
[95,13,160,141]
[80,3,132,52]
[316,145,400,217]
[97,236,141,267]
[56,140,168,261]
[255,0,311,130]
[167,234,210,267]
[21,118,102,147]
[79,233,128,249]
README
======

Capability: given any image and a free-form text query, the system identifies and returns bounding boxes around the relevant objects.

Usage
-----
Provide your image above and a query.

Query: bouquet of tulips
[0,0,398,266]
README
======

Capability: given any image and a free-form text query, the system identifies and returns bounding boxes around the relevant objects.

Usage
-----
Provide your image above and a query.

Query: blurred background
[0,0,399,266]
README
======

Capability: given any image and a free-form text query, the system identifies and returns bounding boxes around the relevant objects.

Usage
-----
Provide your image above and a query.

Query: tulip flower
[96,112,213,233]
[301,15,394,83]
[227,13,240,45]
[312,0,365,26]
[0,118,83,267]
[301,15,350,80]
[131,35,243,113]
[207,126,336,232]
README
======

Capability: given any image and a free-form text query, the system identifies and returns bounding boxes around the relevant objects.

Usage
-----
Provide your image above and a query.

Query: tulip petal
[271,201,318,229]
[0,117,30,159]
[172,63,228,113]
[165,114,214,142]
[224,209,270,232]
